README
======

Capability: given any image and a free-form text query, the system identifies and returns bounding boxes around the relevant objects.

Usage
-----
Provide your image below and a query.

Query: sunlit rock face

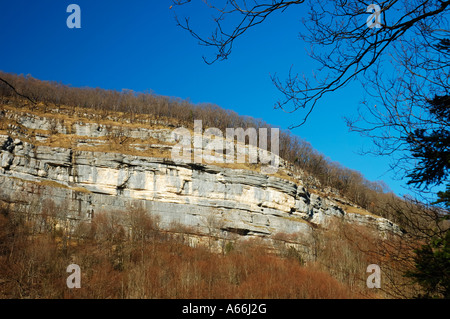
[0,110,402,254]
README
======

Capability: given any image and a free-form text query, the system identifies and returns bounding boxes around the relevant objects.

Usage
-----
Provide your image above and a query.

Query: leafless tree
[172,0,449,127]
[0,76,36,105]
[345,35,449,198]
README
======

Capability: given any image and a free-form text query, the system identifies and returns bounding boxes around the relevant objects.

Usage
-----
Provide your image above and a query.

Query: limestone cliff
[0,104,402,255]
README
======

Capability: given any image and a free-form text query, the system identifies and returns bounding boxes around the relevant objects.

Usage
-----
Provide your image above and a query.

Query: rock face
[0,107,402,255]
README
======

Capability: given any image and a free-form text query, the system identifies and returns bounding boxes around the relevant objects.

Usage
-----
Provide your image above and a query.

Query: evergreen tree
[406,230,450,298]
[406,94,449,193]
[405,91,450,298]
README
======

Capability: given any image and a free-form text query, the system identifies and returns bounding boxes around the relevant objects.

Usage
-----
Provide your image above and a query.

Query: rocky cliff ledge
[0,105,402,255]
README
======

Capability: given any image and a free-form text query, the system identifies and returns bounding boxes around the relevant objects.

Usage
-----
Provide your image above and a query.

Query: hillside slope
[0,101,402,258]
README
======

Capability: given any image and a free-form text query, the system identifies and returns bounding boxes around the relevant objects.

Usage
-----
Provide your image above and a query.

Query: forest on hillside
[0,71,404,216]
[0,71,448,299]
[0,203,413,299]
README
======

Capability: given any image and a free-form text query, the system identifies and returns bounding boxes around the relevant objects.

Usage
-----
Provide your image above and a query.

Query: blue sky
[0,0,413,196]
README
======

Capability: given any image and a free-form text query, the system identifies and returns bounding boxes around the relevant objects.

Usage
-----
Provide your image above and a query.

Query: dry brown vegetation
[0,205,373,299]
[0,71,436,299]
[0,181,426,299]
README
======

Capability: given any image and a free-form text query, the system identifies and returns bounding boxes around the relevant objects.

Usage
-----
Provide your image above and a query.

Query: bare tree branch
[0,77,36,105]
[172,0,450,128]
